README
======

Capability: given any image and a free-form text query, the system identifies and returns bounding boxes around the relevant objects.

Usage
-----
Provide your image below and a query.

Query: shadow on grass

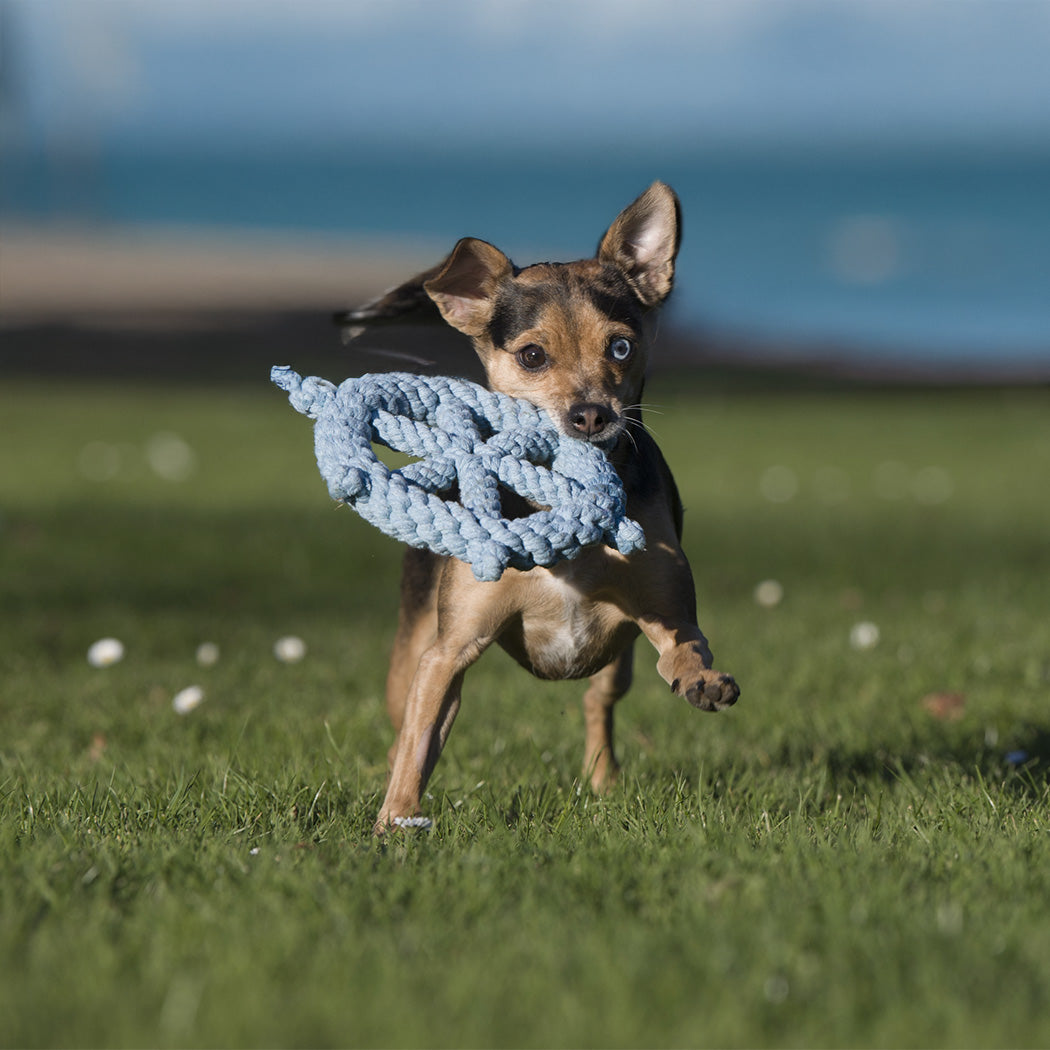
[990,723,1050,796]
[763,724,1050,803]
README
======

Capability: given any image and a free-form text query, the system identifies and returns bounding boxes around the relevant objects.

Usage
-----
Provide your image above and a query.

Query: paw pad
[685,674,740,712]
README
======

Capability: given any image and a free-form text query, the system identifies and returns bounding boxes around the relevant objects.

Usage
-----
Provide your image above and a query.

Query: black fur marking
[488,285,557,349]
[488,266,645,349]
[582,281,646,332]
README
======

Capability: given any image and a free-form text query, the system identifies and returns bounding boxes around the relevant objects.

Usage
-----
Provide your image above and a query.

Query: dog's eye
[516,344,548,371]
[608,337,633,362]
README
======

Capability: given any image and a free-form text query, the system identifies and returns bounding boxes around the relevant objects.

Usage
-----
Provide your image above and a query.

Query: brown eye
[516,344,548,371]
[608,337,633,363]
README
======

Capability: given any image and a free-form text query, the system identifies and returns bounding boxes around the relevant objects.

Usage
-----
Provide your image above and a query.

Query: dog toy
[271,366,645,581]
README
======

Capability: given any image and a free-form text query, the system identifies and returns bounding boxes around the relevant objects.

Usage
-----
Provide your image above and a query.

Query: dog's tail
[333,260,447,344]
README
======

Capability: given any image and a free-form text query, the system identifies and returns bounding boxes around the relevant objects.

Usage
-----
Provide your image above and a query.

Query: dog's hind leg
[384,548,441,770]
[581,645,634,793]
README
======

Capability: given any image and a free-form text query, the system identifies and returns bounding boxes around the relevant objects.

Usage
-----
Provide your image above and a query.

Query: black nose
[568,402,613,437]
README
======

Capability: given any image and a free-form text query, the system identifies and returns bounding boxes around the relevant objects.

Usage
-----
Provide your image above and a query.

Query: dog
[336,181,739,832]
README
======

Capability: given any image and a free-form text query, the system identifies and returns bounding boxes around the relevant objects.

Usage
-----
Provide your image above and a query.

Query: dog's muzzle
[565,402,622,448]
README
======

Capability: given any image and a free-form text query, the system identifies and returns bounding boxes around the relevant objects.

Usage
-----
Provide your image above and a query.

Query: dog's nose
[568,402,611,437]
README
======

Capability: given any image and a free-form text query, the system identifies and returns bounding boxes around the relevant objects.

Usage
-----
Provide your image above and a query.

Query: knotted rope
[271,366,645,581]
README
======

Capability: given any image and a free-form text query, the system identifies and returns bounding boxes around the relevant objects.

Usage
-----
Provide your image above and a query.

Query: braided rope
[272,366,645,581]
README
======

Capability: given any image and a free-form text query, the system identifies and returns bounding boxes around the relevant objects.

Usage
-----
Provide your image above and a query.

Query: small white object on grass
[754,579,784,608]
[172,685,205,715]
[145,431,197,482]
[274,635,307,663]
[87,637,125,667]
[850,621,880,650]
[393,816,433,830]
[78,442,122,483]
[912,466,954,505]
[873,460,911,501]
[759,465,799,503]
[195,642,220,667]
[763,974,791,1004]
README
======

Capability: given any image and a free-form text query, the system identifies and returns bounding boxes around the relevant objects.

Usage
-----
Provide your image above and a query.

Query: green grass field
[2,374,1049,1048]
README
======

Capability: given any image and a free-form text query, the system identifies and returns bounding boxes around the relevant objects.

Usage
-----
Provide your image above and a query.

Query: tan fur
[367,182,738,832]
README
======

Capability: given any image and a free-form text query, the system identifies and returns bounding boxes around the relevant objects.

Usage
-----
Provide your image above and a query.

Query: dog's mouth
[584,424,625,452]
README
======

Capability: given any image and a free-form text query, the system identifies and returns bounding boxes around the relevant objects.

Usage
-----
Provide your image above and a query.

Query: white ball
[759,465,799,503]
[172,685,205,715]
[273,635,307,663]
[87,637,124,667]
[850,621,880,650]
[754,579,784,608]
[195,642,220,667]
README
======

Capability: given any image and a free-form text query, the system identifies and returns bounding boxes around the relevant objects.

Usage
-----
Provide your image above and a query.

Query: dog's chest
[499,568,638,681]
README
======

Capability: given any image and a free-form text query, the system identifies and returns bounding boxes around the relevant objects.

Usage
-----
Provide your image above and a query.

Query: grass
[2,373,1050,1048]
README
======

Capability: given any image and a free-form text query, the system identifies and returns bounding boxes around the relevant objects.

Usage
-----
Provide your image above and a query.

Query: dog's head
[341,182,681,447]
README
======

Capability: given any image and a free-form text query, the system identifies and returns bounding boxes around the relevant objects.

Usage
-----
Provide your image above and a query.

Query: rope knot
[274,368,646,581]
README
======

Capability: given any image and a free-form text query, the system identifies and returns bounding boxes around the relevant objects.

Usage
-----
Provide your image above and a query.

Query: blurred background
[2,0,1049,382]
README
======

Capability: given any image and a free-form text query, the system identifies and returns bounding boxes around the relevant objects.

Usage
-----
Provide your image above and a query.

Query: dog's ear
[597,181,681,308]
[332,259,449,342]
[423,238,513,337]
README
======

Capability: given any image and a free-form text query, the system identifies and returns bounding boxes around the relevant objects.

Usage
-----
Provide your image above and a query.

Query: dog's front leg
[639,614,739,712]
[626,545,739,712]
[375,639,484,833]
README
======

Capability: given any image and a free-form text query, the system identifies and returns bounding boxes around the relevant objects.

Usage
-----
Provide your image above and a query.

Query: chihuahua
[337,181,739,832]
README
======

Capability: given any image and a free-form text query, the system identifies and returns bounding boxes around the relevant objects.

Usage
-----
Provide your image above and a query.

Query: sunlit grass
[2,376,1049,1048]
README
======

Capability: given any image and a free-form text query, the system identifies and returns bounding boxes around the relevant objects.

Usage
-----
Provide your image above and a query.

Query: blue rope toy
[272,366,645,582]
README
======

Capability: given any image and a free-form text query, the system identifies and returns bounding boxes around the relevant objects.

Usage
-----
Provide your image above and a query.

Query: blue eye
[608,337,633,362]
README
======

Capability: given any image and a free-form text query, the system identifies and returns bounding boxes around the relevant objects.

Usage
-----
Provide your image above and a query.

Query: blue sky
[6,0,1050,152]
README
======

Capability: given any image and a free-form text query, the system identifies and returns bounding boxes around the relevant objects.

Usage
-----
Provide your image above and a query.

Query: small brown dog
[339,182,739,832]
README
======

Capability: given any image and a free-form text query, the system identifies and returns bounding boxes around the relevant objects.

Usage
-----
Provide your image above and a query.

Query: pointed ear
[423,238,513,337]
[597,181,681,307]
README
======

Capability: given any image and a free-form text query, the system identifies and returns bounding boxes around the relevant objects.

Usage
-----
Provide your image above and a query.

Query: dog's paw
[675,671,740,712]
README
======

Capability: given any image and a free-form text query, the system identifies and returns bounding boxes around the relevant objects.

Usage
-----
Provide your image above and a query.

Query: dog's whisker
[625,416,661,441]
